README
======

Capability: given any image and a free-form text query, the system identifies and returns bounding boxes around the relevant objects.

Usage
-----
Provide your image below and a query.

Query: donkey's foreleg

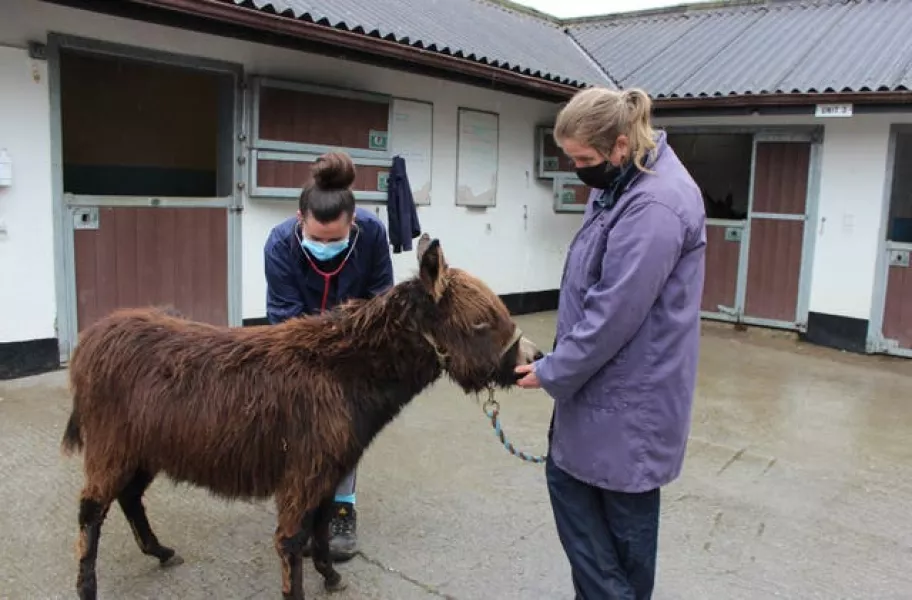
[117,468,183,567]
[275,491,311,600]
[311,496,346,592]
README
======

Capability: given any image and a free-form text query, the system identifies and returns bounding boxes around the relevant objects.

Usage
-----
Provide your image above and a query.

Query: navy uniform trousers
[545,384,661,600]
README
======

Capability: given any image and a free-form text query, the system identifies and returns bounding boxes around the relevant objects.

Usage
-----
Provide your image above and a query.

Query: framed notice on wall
[455,108,499,207]
[390,98,433,206]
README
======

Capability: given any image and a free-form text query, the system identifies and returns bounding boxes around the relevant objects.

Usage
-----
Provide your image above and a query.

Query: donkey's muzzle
[516,334,542,365]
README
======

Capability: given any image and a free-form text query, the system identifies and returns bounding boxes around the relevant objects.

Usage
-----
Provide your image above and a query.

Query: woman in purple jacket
[516,87,706,599]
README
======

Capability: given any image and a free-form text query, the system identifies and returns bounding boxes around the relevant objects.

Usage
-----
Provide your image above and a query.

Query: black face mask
[575,161,620,190]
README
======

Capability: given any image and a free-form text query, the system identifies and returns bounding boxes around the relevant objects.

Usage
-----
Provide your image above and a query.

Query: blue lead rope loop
[482,387,547,465]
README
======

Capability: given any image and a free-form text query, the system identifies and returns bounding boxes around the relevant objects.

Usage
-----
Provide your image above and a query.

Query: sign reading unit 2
[815,103,853,118]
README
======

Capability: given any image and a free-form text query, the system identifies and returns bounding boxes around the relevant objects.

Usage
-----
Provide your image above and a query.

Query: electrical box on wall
[535,126,577,180]
[552,175,590,214]
[0,149,11,187]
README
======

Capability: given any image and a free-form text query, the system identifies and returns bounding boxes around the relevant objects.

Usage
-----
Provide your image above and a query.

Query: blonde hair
[553,86,657,173]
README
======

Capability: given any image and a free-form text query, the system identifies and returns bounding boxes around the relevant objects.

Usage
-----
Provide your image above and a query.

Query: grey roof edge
[187,0,911,101]
[480,0,562,24]
[563,27,621,89]
[566,0,912,99]
[560,0,800,26]
[231,0,607,87]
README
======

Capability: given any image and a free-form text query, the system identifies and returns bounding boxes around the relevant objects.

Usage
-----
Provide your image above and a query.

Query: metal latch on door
[73,207,99,230]
[889,250,910,268]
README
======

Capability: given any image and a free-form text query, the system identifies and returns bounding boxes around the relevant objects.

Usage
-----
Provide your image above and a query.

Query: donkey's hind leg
[76,456,142,600]
[117,468,183,567]
[312,496,346,593]
[76,492,110,600]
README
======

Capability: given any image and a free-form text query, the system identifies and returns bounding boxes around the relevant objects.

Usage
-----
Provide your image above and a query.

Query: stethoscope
[296,223,361,313]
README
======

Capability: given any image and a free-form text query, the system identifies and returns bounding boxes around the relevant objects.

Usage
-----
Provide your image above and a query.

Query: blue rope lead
[482,389,547,465]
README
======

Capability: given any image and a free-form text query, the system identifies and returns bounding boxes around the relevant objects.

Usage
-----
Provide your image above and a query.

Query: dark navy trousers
[546,450,660,600]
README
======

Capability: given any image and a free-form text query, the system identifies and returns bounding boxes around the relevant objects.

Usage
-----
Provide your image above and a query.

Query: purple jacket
[536,131,706,493]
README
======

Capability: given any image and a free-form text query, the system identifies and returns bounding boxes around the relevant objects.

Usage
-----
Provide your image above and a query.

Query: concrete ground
[2,312,912,600]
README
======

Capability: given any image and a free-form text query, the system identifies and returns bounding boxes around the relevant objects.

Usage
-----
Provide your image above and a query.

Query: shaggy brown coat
[61,236,542,600]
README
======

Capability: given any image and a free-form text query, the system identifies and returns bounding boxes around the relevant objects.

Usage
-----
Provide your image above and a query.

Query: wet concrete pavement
[1,312,911,599]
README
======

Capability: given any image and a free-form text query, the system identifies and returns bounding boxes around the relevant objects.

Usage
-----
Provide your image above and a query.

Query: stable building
[0,0,910,380]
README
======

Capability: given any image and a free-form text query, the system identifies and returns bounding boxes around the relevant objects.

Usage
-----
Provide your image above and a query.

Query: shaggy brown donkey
[61,235,543,600]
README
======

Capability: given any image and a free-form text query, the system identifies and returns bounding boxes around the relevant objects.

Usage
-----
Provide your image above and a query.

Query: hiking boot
[300,502,358,562]
[328,502,358,562]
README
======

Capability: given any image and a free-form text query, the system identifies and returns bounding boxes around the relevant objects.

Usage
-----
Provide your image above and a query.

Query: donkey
[60,235,543,600]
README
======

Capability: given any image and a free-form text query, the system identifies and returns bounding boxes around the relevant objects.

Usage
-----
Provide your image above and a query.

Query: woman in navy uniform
[263,150,394,561]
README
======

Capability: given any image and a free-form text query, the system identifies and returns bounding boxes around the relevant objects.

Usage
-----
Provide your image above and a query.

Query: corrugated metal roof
[232,0,613,87]
[567,0,912,98]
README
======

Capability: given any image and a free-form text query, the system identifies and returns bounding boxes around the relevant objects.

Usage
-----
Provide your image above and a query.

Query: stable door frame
[47,33,246,363]
[868,123,912,358]
[662,125,823,331]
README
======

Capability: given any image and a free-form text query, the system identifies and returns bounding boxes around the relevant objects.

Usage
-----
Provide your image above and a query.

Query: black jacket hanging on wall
[386,155,422,253]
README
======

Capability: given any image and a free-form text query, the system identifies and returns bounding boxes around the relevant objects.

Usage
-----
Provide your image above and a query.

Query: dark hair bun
[311,151,356,191]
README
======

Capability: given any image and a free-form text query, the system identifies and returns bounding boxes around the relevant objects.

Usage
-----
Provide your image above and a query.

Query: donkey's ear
[418,237,448,302]
[416,233,432,265]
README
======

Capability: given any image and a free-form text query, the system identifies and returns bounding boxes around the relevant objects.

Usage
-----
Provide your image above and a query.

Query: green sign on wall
[369,130,389,151]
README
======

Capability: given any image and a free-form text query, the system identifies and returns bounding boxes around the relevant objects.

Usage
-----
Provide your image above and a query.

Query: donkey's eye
[472,322,491,333]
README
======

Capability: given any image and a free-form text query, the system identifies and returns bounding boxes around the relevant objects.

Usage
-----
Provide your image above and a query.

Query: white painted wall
[0,45,55,343]
[658,112,912,322]
[1,0,581,329]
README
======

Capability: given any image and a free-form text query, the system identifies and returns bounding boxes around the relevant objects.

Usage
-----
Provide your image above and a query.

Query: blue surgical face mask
[300,236,349,262]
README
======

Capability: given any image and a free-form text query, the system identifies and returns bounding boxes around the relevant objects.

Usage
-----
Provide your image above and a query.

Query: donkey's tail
[61,406,83,456]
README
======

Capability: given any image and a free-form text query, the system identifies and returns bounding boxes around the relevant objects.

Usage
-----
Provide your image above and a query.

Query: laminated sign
[369,130,388,151]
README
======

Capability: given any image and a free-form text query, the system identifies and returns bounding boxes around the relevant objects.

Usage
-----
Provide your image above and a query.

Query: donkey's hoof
[324,574,347,593]
[159,553,185,568]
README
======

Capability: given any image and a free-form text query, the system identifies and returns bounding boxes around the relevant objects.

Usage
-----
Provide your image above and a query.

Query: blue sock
[334,493,356,505]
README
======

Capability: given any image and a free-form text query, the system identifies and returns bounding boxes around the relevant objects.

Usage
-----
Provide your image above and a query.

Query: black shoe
[300,502,358,562]
[329,502,358,562]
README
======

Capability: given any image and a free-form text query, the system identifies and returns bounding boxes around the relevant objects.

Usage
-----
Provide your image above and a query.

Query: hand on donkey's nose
[514,364,542,389]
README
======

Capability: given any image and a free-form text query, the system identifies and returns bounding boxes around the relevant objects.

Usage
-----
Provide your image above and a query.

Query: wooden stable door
[882,248,912,349]
[743,142,812,325]
[701,222,741,314]
[73,206,228,331]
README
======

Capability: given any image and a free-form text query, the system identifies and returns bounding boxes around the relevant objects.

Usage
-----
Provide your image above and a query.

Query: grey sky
[510,0,715,18]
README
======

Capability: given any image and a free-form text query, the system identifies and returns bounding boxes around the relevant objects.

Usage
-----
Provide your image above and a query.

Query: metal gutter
[653,91,912,111]
[123,0,583,100]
